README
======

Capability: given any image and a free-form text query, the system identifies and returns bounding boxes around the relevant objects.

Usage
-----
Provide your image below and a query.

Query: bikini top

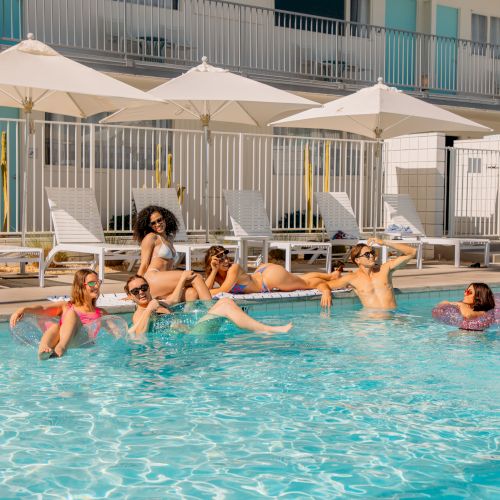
[154,238,178,261]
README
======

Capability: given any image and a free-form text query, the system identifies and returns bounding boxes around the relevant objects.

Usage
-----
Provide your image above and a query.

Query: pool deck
[1,261,498,321]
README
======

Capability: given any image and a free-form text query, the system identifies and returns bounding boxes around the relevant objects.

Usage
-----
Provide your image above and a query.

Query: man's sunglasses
[150,217,164,227]
[359,250,376,259]
[85,280,102,288]
[129,284,149,296]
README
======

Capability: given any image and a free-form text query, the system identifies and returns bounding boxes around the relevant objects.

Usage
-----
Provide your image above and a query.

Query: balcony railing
[1,0,500,101]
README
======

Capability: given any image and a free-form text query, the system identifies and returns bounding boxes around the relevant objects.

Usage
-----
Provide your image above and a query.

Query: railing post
[238,133,243,190]
[448,147,456,237]
[89,123,95,190]
[238,3,242,70]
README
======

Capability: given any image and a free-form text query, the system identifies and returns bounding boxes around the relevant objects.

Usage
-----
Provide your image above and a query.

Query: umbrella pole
[372,139,383,236]
[202,116,210,243]
[21,102,33,249]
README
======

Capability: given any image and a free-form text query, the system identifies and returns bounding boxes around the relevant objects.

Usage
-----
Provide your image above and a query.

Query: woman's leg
[184,287,198,301]
[53,309,81,357]
[147,270,190,299]
[38,323,61,360]
[208,298,292,333]
[260,264,311,292]
[190,274,212,301]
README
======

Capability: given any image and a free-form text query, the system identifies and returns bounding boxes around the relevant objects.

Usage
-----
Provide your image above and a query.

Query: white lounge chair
[132,188,238,270]
[44,188,140,281]
[223,189,332,272]
[315,191,423,268]
[0,245,44,287]
[383,193,490,267]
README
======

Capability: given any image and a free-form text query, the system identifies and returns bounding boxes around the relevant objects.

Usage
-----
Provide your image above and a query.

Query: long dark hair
[469,282,495,312]
[133,205,179,243]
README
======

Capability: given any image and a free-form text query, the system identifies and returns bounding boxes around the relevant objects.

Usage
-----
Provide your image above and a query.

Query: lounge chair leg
[484,243,490,267]
[98,249,105,282]
[326,245,332,273]
[185,250,192,271]
[454,243,460,267]
[285,247,292,272]
[38,252,45,287]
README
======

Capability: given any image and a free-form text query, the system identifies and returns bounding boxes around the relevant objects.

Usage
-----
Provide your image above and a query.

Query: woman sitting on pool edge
[437,283,495,320]
[203,246,340,308]
[134,205,212,302]
[10,269,107,360]
[126,275,292,335]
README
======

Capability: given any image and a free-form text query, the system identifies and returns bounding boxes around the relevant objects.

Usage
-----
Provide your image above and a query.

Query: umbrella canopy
[102,56,319,126]
[0,33,161,246]
[102,57,319,241]
[0,33,159,117]
[270,77,491,138]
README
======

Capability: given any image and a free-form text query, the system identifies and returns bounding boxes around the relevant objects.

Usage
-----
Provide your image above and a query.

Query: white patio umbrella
[102,56,319,241]
[0,33,160,245]
[271,77,491,233]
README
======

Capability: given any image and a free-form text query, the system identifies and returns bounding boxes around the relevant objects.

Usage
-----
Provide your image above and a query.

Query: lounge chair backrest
[383,193,426,236]
[223,190,273,237]
[132,188,188,242]
[46,188,105,244]
[315,191,361,239]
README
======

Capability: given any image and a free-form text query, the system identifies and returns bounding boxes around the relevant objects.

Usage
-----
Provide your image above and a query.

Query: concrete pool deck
[1,261,499,321]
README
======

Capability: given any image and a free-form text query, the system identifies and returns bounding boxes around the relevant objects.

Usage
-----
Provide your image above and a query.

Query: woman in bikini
[10,269,107,360]
[203,246,340,308]
[125,275,292,335]
[135,205,212,302]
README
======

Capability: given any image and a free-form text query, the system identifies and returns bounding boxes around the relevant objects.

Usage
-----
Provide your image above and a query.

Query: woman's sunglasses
[359,250,376,259]
[216,249,230,259]
[85,280,102,288]
[150,217,164,228]
[464,288,473,296]
[129,284,149,296]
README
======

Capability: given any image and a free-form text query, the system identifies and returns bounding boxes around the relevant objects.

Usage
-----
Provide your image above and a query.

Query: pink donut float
[432,292,500,331]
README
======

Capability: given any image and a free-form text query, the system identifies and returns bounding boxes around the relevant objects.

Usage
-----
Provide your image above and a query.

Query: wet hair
[349,243,371,264]
[204,245,228,277]
[71,269,99,307]
[469,282,495,312]
[124,274,147,294]
[133,205,179,243]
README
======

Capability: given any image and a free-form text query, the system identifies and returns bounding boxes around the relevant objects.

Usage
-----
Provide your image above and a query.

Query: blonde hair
[71,269,98,306]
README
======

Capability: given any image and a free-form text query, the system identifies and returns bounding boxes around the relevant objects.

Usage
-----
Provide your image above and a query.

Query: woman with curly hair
[134,205,212,302]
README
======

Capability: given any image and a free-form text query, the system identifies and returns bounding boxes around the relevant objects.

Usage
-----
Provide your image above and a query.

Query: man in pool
[318,237,417,310]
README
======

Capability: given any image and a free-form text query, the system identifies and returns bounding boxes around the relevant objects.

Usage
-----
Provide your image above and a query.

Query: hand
[320,289,332,309]
[367,237,384,247]
[180,270,197,284]
[146,299,160,312]
[10,308,25,328]
[210,256,220,272]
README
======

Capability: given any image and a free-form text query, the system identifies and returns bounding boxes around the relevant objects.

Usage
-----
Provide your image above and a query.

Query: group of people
[9,204,496,359]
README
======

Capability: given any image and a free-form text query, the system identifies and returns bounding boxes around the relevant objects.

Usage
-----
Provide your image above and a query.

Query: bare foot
[53,345,66,358]
[38,345,54,360]
[270,322,293,333]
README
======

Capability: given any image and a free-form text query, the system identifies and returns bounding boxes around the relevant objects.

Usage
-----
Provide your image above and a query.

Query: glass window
[350,0,370,37]
[491,17,500,58]
[471,14,487,55]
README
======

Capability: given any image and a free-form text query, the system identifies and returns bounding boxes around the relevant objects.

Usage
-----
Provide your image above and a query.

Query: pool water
[1,297,499,498]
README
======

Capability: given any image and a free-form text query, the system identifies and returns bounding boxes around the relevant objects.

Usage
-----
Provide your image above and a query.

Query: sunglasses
[216,249,230,259]
[129,283,149,296]
[150,217,164,227]
[464,288,473,296]
[359,250,376,259]
[85,280,102,288]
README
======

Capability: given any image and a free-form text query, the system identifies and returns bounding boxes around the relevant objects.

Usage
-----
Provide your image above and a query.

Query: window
[350,0,370,37]
[468,157,482,174]
[471,14,487,55]
[274,1,345,35]
[491,17,500,58]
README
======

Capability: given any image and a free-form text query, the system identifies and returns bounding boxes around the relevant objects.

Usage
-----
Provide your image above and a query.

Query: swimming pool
[1,293,499,498]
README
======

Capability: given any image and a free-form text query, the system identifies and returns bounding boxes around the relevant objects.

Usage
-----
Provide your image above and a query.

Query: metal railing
[449,147,500,237]
[1,0,499,100]
[0,118,381,236]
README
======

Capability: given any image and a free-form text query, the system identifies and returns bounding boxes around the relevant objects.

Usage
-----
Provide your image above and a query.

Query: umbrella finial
[27,33,35,40]
[377,77,384,85]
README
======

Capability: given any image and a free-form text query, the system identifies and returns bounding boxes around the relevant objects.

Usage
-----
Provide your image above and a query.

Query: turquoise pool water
[1,296,499,498]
